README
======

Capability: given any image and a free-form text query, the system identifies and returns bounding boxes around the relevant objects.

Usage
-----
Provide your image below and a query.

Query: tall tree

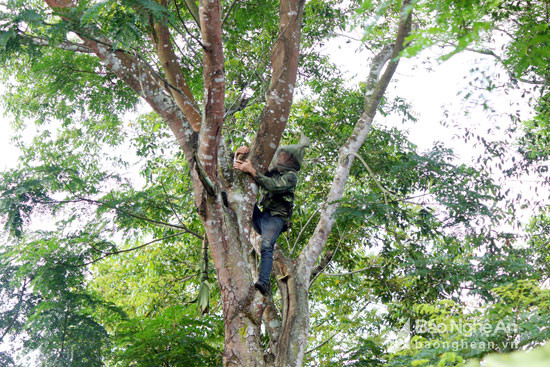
[0,0,412,364]
[1,0,548,366]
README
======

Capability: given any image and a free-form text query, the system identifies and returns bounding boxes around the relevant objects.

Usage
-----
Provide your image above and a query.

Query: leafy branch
[79,231,188,267]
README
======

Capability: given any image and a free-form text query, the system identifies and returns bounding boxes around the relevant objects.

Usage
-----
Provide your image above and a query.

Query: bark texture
[154,1,202,132]
[251,0,307,172]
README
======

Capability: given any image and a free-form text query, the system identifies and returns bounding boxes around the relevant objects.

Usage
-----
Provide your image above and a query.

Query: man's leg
[256,213,285,295]
[252,205,262,234]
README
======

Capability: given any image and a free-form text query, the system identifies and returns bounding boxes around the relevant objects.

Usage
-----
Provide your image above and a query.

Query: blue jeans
[252,205,285,286]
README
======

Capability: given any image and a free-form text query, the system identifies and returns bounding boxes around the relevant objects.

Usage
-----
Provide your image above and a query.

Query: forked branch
[298,0,414,277]
[154,0,202,132]
[250,0,307,172]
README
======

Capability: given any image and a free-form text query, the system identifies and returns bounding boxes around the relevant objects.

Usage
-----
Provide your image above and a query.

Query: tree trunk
[273,253,311,367]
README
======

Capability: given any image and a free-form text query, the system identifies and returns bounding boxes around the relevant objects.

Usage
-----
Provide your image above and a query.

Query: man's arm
[233,157,257,177]
[253,171,297,193]
[233,145,297,192]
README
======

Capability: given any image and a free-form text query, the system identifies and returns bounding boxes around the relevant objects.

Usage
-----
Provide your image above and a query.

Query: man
[233,135,309,296]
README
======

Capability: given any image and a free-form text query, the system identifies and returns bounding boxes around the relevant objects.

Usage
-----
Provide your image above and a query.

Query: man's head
[270,133,310,172]
[276,150,300,171]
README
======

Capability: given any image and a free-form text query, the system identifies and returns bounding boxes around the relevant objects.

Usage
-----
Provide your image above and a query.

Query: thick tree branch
[198,0,225,181]
[85,40,198,153]
[21,34,92,53]
[250,0,307,172]
[45,0,199,162]
[365,11,413,117]
[298,1,413,278]
[154,1,202,132]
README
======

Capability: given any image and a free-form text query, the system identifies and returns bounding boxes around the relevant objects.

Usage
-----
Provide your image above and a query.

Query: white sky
[327,37,532,153]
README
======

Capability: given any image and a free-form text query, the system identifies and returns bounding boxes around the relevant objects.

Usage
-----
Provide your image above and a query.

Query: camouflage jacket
[254,169,298,221]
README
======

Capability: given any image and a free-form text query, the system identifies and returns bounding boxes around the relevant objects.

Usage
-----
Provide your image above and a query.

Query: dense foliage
[0,0,549,366]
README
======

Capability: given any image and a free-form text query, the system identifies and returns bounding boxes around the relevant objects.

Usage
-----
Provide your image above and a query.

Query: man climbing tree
[233,135,310,295]
[0,0,419,365]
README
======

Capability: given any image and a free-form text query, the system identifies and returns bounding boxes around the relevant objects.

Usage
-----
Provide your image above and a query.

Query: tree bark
[154,1,202,132]
[251,0,307,172]
[272,250,310,366]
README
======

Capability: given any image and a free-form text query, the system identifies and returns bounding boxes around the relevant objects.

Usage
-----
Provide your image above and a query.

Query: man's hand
[233,158,257,177]
[235,146,250,156]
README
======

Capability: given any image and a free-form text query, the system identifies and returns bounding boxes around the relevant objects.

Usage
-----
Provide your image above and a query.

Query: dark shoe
[254,282,269,296]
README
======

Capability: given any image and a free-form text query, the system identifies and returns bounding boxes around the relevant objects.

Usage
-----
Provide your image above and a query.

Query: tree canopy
[0,0,549,366]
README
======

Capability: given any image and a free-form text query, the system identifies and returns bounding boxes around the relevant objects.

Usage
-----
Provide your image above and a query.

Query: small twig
[171,0,204,47]
[72,196,203,239]
[105,201,202,238]
[305,330,339,355]
[323,260,383,277]
[305,302,371,355]
[79,232,188,267]
[87,240,115,255]
[181,0,201,30]
[348,152,404,224]
[222,0,240,27]
[135,48,148,98]
[223,57,271,121]
[159,179,187,229]
[309,224,346,287]
[174,0,199,30]
[291,207,321,255]
[171,18,205,49]
[309,225,368,286]
[169,22,203,65]
[455,44,545,85]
